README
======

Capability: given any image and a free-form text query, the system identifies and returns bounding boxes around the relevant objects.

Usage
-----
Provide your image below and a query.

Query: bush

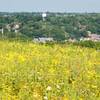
[73,41,100,49]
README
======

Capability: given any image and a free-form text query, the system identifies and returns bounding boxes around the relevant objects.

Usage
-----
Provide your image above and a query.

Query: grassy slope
[0,41,100,100]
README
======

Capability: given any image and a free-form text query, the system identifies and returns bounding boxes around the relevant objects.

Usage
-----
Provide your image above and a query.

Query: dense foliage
[0,12,100,41]
[73,41,100,50]
[0,41,100,100]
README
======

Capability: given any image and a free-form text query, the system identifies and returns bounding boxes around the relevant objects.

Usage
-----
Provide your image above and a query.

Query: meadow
[0,40,100,100]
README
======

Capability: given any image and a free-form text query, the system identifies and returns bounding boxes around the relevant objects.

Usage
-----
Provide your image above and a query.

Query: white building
[33,37,53,43]
[13,24,20,33]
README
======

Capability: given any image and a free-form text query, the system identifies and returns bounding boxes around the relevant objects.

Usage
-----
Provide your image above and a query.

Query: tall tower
[42,12,47,21]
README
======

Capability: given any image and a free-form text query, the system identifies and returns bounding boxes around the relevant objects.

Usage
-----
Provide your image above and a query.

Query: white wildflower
[56,85,61,89]
[46,86,52,91]
[44,96,48,100]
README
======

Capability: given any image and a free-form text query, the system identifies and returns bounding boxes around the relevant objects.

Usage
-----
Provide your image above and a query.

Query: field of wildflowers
[0,40,100,100]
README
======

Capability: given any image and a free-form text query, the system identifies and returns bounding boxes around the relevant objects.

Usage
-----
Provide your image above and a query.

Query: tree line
[0,12,100,41]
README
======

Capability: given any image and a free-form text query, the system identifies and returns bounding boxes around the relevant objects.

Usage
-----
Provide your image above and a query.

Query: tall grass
[0,40,100,100]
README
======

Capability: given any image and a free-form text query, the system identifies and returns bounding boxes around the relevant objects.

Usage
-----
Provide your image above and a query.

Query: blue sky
[0,0,100,12]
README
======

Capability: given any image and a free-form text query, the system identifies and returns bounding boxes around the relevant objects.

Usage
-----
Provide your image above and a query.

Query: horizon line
[0,11,100,13]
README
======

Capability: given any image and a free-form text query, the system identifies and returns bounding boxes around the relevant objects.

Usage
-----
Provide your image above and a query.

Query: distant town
[0,12,100,42]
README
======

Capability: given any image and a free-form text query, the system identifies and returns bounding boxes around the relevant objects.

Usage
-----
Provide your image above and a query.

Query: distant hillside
[0,12,100,41]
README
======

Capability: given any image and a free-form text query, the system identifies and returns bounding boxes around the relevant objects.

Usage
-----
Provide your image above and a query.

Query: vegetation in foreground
[0,40,100,100]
